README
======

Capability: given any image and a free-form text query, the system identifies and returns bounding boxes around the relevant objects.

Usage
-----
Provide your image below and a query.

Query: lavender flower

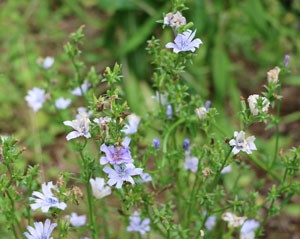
[184,153,199,173]
[76,107,93,120]
[165,29,202,53]
[166,104,173,119]
[122,114,141,135]
[205,100,211,110]
[55,97,71,109]
[205,215,217,231]
[221,165,232,174]
[42,56,55,69]
[153,137,160,150]
[284,54,290,67]
[164,11,186,28]
[24,219,57,239]
[30,182,67,213]
[136,173,152,183]
[71,80,90,96]
[25,87,46,112]
[69,213,86,227]
[126,211,151,235]
[229,131,257,155]
[240,219,260,239]
[89,177,111,199]
[100,137,133,165]
[182,138,190,151]
[103,163,143,189]
[63,116,91,141]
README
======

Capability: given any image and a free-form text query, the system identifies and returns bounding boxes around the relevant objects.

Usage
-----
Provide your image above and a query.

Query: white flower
[25,87,46,112]
[205,215,217,231]
[126,211,151,235]
[63,116,91,141]
[122,114,141,135]
[93,116,112,128]
[24,219,57,239]
[103,164,143,189]
[42,56,55,69]
[195,107,207,119]
[89,177,112,199]
[240,219,260,239]
[222,212,246,228]
[76,107,93,120]
[164,12,186,28]
[30,182,67,213]
[136,173,152,183]
[267,66,280,84]
[221,165,232,174]
[55,97,71,109]
[69,213,86,227]
[229,131,257,155]
[184,153,199,173]
[166,29,203,53]
[71,80,90,96]
[247,94,270,116]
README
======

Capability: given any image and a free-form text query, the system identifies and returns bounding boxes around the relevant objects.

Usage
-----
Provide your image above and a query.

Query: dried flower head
[267,66,280,84]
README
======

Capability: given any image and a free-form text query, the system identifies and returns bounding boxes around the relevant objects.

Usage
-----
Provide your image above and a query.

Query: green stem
[271,85,282,167]
[162,118,185,168]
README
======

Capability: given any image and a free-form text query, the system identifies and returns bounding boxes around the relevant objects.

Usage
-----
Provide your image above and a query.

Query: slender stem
[271,85,282,167]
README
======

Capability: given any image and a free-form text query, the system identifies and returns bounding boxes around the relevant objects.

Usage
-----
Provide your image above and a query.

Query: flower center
[46,196,58,205]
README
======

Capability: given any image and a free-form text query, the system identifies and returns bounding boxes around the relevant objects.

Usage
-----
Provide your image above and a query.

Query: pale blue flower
[63,116,91,141]
[24,219,57,239]
[136,172,152,183]
[284,54,290,67]
[100,137,133,165]
[25,87,46,112]
[30,182,67,213]
[152,91,169,106]
[76,107,93,120]
[240,219,260,239]
[126,211,151,235]
[166,104,173,119]
[42,56,54,69]
[229,131,257,155]
[71,80,90,96]
[122,114,141,135]
[205,100,211,110]
[184,152,199,173]
[103,163,143,189]
[55,97,71,109]
[221,165,232,174]
[68,213,86,227]
[165,29,202,53]
[205,215,217,231]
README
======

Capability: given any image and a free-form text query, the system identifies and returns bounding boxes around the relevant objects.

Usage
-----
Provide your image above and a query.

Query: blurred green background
[0,0,300,237]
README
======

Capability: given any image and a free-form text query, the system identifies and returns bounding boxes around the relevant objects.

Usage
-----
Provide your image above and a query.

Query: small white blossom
[222,212,246,228]
[184,153,199,173]
[71,80,90,96]
[103,164,143,189]
[195,107,207,119]
[63,116,91,141]
[267,66,280,84]
[30,182,67,213]
[152,91,169,106]
[240,219,260,239]
[69,213,86,227]
[247,94,270,116]
[24,219,57,239]
[122,114,141,135]
[93,116,112,128]
[89,177,112,199]
[126,211,151,235]
[55,97,71,109]
[166,29,202,53]
[229,131,257,155]
[42,56,55,69]
[25,87,46,112]
[76,107,93,120]
[164,11,186,28]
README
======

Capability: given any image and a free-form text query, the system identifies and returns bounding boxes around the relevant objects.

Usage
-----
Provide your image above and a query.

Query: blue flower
[24,219,57,239]
[30,182,67,213]
[126,211,151,235]
[103,163,143,189]
[100,137,134,165]
[165,30,202,53]
[182,138,190,151]
[63,116,91,141]
[153,137,160,150]
[122,114,141,135]
[71,80,90,96]
[25,87,46,112]
[55,97,71,109]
